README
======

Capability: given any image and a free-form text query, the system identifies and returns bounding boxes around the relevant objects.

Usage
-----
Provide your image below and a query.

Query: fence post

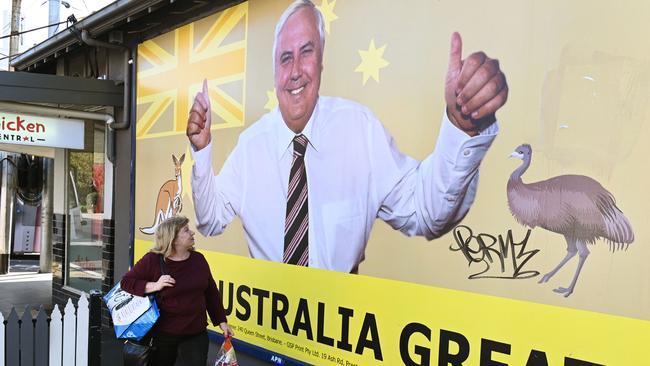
[62,299,76,366]
[88,290,102,366]
[20,306,34,366]
[35,306,49,366]
[76,295,89,366]
[50,305,63,366]
[6,308,19,365]
[0,311,5,366]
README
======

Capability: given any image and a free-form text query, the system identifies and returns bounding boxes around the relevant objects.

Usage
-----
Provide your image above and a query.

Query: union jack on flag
[136,2,248,140]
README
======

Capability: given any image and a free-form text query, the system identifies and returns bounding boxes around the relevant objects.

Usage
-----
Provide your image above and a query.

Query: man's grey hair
[272,0,326,72]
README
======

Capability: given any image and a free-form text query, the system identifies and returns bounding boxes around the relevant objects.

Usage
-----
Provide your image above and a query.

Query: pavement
[0,258,274,366]
[0,259,53,317]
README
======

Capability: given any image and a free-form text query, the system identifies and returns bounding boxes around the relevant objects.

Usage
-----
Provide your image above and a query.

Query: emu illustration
[507,144,634,297]
[139,154,185,235]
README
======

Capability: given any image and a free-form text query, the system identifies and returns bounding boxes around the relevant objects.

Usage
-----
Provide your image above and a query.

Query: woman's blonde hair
[151,215,190,258]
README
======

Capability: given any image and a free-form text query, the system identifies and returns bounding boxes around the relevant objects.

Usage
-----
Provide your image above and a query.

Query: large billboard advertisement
[135,1,650,364]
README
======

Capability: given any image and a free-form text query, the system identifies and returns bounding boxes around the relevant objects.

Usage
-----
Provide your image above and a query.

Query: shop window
[66,126,105,292]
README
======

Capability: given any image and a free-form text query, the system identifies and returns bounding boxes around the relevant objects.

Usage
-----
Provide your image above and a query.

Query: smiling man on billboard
[187,0,508,273]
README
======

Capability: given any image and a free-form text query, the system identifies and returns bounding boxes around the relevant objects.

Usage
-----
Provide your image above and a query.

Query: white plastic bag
[214,336,238,366]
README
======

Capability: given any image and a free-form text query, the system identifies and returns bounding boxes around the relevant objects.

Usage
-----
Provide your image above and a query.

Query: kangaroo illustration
[139,154,185,235]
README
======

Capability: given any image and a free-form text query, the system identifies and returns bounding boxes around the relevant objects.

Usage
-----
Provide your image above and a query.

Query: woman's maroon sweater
[121,251,227,336]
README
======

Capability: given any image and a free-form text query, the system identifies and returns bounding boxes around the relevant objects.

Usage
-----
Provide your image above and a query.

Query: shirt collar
[276,97,321,159]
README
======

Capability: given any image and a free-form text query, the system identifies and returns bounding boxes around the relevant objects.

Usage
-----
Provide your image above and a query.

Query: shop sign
[0,111,84,149]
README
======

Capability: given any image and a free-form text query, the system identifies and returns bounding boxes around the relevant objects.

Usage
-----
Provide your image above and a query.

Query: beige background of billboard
[135,0,650,321]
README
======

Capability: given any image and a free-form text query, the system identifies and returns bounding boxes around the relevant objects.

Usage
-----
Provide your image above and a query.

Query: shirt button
[462,149,471,157]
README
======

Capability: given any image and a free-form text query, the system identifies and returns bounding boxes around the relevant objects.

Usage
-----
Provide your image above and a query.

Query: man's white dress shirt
[191,96,497,272]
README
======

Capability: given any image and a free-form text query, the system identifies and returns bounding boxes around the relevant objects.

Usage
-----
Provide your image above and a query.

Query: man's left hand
[445,32,508,136]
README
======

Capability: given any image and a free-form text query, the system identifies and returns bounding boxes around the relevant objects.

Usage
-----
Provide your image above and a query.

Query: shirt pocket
[322,201,367,271]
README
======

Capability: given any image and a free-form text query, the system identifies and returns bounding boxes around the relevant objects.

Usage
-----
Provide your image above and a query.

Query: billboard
[135,1,650,364]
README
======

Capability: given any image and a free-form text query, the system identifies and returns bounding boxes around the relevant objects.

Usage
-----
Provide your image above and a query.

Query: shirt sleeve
[203,258,228,325]
[377,112,498,239]
[120,253,155,297]
[191,141,241,237]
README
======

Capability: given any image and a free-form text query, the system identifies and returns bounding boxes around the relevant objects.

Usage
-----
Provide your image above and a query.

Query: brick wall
[101,219,115,327]
[52,213,77,304]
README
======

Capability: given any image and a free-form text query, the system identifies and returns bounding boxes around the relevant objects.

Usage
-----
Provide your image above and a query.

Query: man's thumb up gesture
[445,32,508,136]
[186,79,213,150]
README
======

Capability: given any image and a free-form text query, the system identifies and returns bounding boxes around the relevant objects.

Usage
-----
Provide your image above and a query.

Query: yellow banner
[136,239,648,365]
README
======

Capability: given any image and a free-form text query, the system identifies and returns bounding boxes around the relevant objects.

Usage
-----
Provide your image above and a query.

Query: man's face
[274,7,323,133]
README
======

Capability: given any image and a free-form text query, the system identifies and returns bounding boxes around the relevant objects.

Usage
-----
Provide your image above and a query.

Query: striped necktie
[284,134,309,266]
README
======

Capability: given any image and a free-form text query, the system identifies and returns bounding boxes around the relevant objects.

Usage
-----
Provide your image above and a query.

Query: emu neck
[510,157,531,181]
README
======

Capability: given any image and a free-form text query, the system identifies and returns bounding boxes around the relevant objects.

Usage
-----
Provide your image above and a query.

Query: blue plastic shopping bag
[103,282,160,340]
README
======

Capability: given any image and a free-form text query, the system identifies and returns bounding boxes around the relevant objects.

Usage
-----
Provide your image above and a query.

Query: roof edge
[11,0,166,70]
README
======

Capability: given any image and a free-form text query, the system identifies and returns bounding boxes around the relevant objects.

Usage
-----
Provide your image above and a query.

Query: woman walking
[121,215,234,366]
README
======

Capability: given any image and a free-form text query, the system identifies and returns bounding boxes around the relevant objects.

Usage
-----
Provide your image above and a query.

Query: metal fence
[0,291,101,366]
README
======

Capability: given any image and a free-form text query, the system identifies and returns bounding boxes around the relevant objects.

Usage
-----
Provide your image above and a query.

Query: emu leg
[554,240,590,297]
[539,236,577,284]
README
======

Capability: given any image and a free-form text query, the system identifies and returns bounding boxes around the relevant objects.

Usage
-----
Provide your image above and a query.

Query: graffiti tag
[450,225,540,280]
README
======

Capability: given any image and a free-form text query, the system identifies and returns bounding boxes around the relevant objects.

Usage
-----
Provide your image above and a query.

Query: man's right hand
[186,79,212,150]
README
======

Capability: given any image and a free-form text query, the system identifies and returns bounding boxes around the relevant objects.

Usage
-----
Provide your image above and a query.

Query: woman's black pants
[151,330,209,366]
